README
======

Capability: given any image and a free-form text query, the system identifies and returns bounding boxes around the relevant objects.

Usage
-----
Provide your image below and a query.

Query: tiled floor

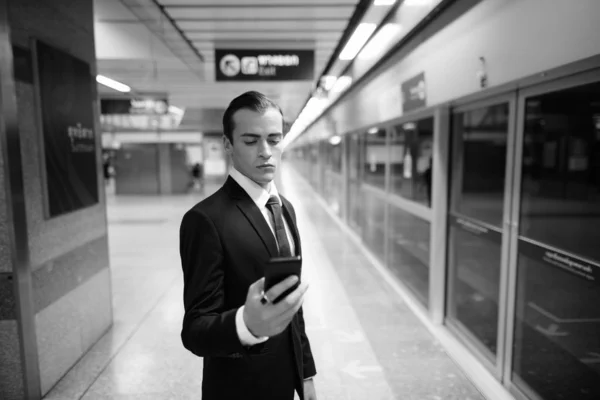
[44,167,484,400]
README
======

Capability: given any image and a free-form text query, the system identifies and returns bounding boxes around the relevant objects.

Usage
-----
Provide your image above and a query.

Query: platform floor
[44,167,484,400]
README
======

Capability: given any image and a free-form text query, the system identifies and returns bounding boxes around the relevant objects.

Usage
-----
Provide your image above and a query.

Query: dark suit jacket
[179,177,316,400]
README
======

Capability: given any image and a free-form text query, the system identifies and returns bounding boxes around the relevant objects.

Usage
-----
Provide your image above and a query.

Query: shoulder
[181,186,230,229]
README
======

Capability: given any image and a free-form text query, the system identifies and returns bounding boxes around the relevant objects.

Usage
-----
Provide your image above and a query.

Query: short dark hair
[222,91,283,143]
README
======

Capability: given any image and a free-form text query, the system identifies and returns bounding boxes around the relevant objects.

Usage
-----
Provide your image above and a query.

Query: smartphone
[264,255,302,304]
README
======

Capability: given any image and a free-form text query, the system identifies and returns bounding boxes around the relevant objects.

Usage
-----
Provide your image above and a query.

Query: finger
[271,282,308,317]
[272,291,306,327]
[265,275,299,302]
[249,277,265,295]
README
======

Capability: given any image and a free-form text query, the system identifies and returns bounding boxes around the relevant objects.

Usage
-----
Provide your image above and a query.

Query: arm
[179,209,246,357]
[297,306,317,378]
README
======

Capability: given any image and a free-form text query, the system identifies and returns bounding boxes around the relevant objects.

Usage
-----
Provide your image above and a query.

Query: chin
[254,172,274,184]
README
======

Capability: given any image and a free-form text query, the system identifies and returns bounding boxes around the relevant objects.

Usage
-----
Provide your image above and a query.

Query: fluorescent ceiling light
[329,135,342,145]
[168,105,184,116]
[374,0,396,5]
[339,23,377,61]
[330,76,352,94]
[96,75,131,93]
[358,23,403,60]
[322,75,338,91]
[368,127,379,134]
[404,0,432,6]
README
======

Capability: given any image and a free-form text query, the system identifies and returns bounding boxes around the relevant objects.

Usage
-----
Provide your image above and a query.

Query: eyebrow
[241,133,282,138]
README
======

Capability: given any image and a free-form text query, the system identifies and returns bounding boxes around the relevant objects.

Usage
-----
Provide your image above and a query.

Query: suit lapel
[225,177,278,258]
[236,199,278,258]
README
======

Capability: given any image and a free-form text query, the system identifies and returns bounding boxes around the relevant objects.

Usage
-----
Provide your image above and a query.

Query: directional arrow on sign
[581,352,600,364]
[535,323,568,337]
[342,360,382,379]
[335,330,364,343]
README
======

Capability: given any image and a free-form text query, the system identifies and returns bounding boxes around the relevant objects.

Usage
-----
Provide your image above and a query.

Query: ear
[223,135,233,155]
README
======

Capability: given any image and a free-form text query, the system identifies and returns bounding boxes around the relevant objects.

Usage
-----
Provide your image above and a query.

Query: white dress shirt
[229,167,296,346]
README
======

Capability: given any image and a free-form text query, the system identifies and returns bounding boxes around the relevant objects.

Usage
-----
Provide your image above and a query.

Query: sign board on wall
[101,96,169,115]
[34,40,98,218]
[401,72,427,113]
[215,49,314,81]
[203,138,227,176]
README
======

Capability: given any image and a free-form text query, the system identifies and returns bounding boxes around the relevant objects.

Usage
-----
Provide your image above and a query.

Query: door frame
[503,66,600,399]
[445,91,519,380]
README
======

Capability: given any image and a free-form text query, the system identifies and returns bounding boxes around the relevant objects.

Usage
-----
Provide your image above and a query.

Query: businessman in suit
[179,91,317,400]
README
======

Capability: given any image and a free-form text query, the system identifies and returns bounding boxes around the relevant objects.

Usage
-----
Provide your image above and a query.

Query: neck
[258,181,271,191]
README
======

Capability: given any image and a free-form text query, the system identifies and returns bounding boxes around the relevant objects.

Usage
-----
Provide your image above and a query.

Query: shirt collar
[229,166,280,209]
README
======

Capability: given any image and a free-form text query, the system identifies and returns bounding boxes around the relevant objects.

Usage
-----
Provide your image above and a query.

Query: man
[179,91,318,400]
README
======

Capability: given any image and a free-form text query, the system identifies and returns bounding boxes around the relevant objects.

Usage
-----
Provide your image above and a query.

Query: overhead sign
[35,40,98,217]
[401,72,427,113]
[101,96,169,115]
[215,49,314,81]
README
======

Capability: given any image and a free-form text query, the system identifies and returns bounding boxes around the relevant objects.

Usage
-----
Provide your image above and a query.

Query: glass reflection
[362,127,387,189]
[450,104,509,227]
[512,244,600,400]
[390,117,433,206]
[348,181,363,236]
[388,205,430,307]
[512,80,600,399]
[447,220,501,356]
[519,81,600,262]
[363,190,386,262]
[324,172,343,216]
[446,103,509,358]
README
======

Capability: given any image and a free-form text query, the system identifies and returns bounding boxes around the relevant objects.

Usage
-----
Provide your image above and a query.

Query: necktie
[266,195,292,257]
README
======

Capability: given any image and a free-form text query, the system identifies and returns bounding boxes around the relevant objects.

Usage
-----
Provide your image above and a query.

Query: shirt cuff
[236,306,269,346]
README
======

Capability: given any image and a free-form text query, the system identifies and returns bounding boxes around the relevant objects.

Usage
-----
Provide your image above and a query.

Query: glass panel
[450,104,509,227]
[325,140,342,173]
[512,80,600,400]
[512,241,600,400]
[348,181,363,236]
[348,133,362,181]
[363,189,386,262]
[446,102,509,359]
[324,171,343,216]
[390,117,433,206]
[447,217,502,356]
[362,127,387,189]
[388,205,430,307]
[309,143,319,190]
[519,81,600,262]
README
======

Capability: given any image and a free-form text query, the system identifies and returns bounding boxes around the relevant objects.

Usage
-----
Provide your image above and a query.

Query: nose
[258,140,272,159]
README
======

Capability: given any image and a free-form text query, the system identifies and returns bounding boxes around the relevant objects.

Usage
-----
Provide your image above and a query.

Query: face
[224,107,284,188]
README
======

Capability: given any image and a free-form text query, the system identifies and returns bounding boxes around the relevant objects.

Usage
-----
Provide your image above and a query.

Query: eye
[244,140,257,145]
[268,139,281,145]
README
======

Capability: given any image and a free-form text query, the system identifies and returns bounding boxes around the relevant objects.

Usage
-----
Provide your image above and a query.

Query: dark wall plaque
[35,40,98,217]
[401,72,427,113]
[100,96,169,115]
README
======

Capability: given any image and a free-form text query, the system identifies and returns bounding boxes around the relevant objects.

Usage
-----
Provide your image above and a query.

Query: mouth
[257,164,275,169]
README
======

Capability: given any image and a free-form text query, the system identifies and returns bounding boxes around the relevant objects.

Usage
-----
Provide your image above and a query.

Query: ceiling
[94,0,360,131]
